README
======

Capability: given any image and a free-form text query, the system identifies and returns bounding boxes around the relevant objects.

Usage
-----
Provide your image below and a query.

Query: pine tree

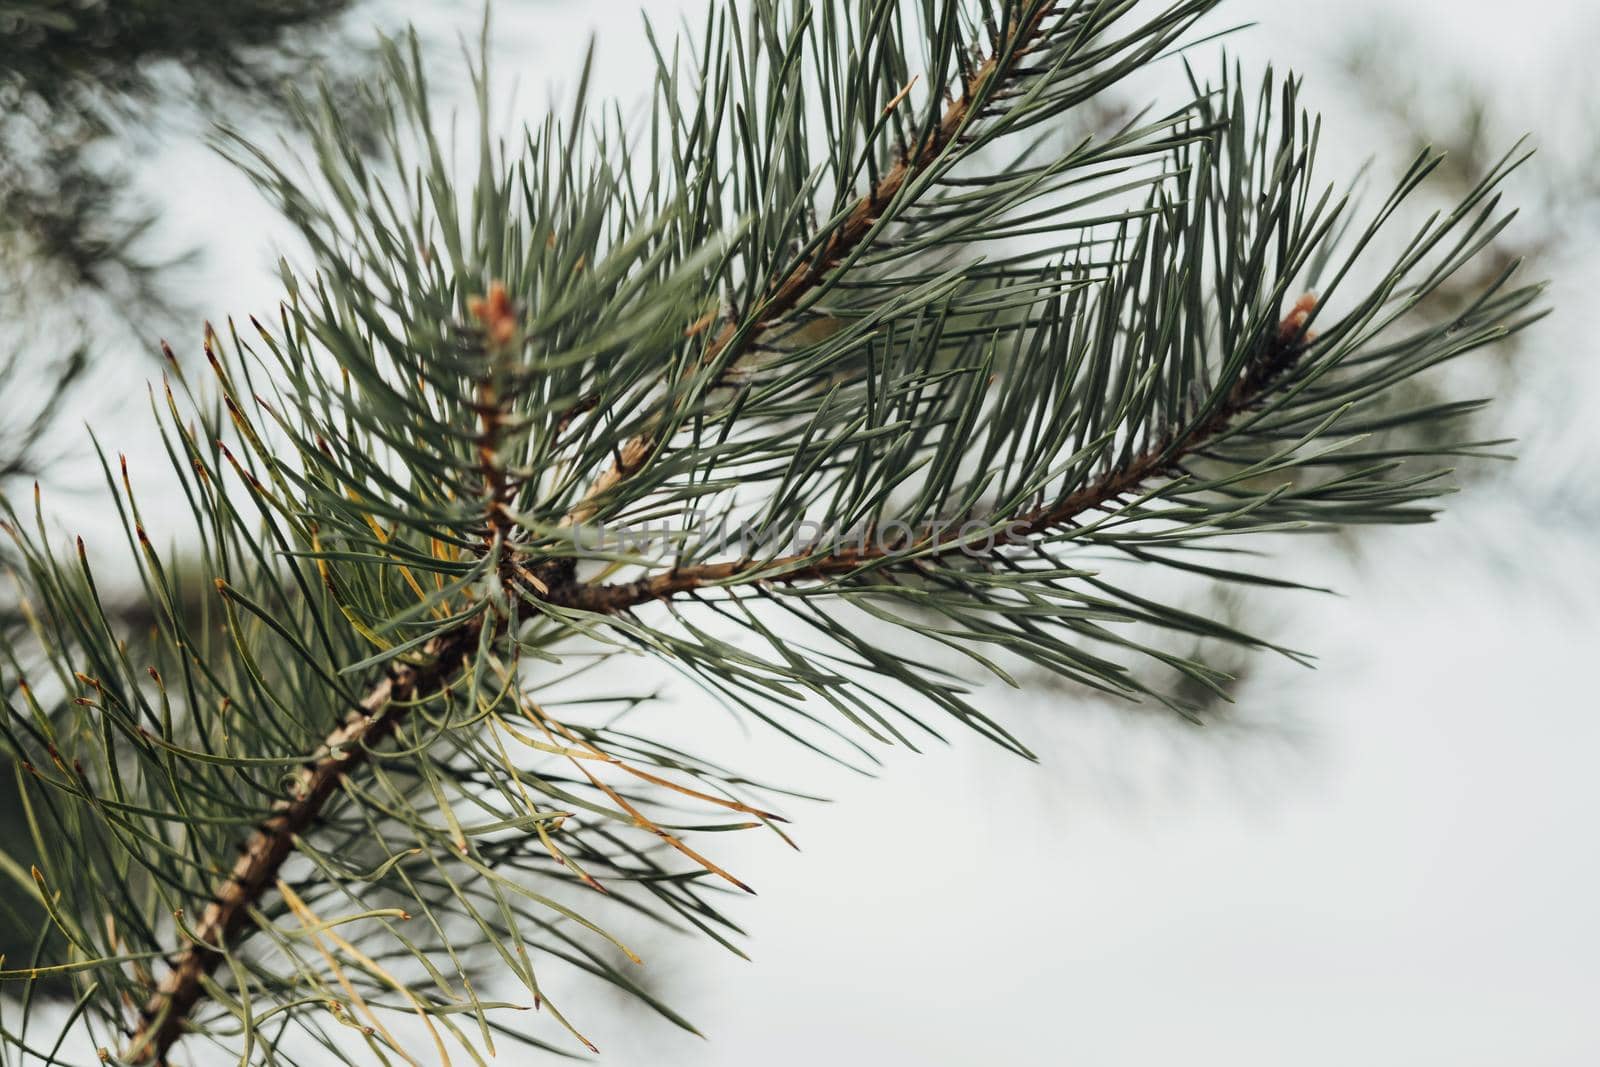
[0,2,1544,1063]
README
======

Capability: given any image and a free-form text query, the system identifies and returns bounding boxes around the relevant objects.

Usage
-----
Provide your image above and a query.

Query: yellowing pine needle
[518,700,756,895]
[348,491,436,612]
[487,712,607,893]
[277,879,453,1067]
[882,75,919,117]
[274,880,415,1066]
[310,528,392,650]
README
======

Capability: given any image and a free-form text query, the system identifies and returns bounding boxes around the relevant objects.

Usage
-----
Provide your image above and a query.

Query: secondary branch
[548,314,1313,615]
[565,1,1065,525]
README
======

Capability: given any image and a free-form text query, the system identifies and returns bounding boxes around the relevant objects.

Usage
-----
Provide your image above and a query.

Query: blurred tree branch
[0,0,381,481]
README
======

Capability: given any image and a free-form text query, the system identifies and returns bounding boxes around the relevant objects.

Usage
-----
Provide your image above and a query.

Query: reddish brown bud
[469,281,519,348]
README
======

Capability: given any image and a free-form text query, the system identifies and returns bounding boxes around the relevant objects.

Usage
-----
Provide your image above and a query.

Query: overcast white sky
[27,1,1600,1063]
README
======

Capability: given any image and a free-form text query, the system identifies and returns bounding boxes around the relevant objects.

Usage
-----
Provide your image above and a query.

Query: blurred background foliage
[0,0,376,322]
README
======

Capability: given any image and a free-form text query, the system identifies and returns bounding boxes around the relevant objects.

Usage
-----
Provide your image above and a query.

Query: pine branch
[566,1,1064,524]
[112,11,1090,1041]
[128,296,1311,1063]
[127,283,533,1063]
[553,305,1312,614]
[124,629,477,1064]
[0,3,1547,1062]
[131,286,1305,1062]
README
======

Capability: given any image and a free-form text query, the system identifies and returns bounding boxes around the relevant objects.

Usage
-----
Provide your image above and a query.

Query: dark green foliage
[0,3,1543,1063]
[0,0,366,313]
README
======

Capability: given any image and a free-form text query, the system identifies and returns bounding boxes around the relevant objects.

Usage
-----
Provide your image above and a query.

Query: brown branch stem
[124,628,479,1064]
[548,321,1310,615]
